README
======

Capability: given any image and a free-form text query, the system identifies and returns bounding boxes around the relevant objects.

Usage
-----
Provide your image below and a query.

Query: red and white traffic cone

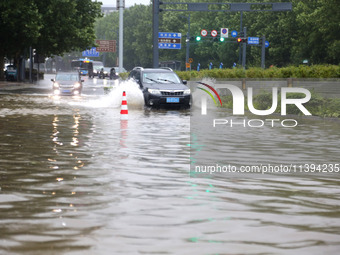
[120,91,128,120]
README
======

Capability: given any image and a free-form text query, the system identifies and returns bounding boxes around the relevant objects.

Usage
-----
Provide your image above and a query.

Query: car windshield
[56,74,79,81]
[143,72,181,84]
[7,66,16,71]
[94,65,104,70]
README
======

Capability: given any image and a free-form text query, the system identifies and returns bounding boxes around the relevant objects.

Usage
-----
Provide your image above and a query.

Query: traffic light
[237,38,247,43]
[220,37,225,42]
[196,36,201,41]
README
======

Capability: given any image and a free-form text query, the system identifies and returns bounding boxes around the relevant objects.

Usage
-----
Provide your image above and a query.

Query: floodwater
[0,76,340,254]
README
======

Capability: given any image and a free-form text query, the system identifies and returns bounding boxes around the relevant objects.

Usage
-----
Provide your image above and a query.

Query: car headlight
[74,82,81,89]
[53,82,59,88]
[184,89,191,95]
[148,88,161,95]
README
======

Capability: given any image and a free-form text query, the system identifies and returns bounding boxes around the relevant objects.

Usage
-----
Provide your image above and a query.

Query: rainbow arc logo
[197,82,223,106]
[197,82,222,115]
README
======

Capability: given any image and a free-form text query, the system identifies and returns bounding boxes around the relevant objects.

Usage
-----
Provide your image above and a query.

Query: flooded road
[0,76,340,254]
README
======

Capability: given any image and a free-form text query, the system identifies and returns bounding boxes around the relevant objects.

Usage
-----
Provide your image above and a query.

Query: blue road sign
[158,43,181,49]
[158,32,181,49]
[248,37,260,45]
[158,32,182,39]
[82,47,99,57]
[231,30,238,38]
[265,41,270,48]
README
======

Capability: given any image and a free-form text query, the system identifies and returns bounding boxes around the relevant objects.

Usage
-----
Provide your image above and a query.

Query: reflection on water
[190,107,340,179]
[0,93,339,254]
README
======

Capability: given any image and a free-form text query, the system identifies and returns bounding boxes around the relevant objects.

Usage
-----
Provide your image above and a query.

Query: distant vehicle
[98,67,105,79]
[5,65,17,81]
[92,61,104,77]
[51,72,84,96]
[109,67,119,80]
[98,67,120,79]
[128,67,191,108]
[71,59,93,77]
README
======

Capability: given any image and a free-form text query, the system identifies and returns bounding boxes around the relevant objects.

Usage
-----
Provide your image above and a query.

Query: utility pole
[242,27,246,69]
[186,14,190,71]
[118,0,124,73]
[261,35,266,69]
[115,30,119,67]
[29,47,33,83]
[239,11,243,65]
[152,0,159,68]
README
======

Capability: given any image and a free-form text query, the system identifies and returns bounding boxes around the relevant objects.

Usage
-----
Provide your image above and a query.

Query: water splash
[68,80,145,109]
[106,80,145,109]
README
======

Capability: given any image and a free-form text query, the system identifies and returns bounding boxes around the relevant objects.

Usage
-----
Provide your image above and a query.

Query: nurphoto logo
[198,82,312,128]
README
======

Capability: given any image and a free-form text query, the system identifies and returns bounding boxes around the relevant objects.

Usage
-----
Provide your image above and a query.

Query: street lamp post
[186,14,190,71]
[118,0,124,73]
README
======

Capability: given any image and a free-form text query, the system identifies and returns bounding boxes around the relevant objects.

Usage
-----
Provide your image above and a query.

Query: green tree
[95,10,120,66]
[34,0,102,57]
[292,0,340,64]
[124,5,153,69]
[95,4,154,70]
[0,0,42,79]
[0,0,102,80]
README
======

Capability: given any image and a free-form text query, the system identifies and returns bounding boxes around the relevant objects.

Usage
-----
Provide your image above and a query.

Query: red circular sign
[211,30,218,37]
[201,29,208,37]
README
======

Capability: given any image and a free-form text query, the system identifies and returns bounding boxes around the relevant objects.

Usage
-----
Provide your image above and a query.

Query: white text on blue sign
[158,32,182,39]
[248,37,260,45]
[158,43,181,49]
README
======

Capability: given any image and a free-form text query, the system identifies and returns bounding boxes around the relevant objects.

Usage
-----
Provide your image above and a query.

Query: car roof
[141,68,173,73]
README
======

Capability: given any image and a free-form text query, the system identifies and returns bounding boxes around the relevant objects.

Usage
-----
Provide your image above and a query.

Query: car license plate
[62,90,71,93]
[166,97,179,103]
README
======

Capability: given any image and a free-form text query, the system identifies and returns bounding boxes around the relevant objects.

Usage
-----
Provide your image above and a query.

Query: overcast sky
[100,0,152,7]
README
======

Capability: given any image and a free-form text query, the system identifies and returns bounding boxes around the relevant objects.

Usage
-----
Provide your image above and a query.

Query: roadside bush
[119,72,129,80]
[176,65,339,80]
[246,68,266,78]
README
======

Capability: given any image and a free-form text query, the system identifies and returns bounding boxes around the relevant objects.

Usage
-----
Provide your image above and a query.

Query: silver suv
[51,72,84,96]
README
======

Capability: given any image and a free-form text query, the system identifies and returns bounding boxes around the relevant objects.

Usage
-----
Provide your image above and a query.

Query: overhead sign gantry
[152,1,292,68]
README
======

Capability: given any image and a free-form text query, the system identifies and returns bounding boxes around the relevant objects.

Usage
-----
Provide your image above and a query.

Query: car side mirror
[182,80,187,85]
